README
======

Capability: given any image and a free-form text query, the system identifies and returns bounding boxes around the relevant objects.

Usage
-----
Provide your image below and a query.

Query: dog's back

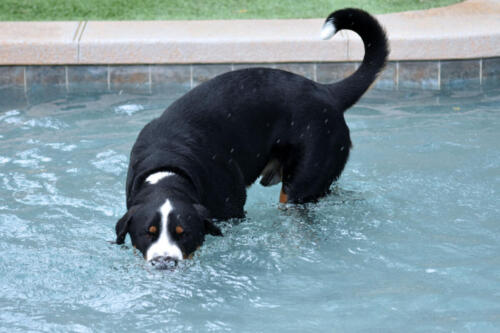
[129,8,388,208]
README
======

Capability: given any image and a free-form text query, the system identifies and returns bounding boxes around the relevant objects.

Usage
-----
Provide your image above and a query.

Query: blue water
[1,86,499,332]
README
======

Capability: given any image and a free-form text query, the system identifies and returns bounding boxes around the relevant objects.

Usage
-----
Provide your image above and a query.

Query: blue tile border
[0,57,497,93]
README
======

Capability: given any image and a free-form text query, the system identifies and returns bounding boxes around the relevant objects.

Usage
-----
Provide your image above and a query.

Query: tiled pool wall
[0,57,499,108]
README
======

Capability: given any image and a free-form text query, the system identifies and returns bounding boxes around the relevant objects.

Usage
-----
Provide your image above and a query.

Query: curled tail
[321,8,389,111]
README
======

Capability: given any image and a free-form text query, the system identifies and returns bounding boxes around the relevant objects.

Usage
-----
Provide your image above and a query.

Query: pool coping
[0,0,499,65]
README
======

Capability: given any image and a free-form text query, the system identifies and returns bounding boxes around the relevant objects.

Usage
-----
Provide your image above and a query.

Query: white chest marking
[146,199,183,262]
[145,171,175,185]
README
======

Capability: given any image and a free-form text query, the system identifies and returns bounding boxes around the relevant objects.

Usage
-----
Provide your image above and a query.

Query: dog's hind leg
[281,166,334,204]
[279,186,288,203]
[281,139,350,204]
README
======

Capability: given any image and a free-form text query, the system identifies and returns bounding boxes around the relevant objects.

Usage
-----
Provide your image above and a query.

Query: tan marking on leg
[279,188,288,203]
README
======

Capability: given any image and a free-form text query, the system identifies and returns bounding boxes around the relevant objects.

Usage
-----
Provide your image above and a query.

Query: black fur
[116,8,389,260]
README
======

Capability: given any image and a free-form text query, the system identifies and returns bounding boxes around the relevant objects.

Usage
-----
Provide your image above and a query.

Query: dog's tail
[321,8,389,111]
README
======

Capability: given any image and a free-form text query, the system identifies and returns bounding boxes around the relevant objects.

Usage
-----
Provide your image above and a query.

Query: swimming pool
[1,85,499,331]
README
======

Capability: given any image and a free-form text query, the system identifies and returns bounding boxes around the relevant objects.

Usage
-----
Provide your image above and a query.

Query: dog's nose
[150,256,178,270]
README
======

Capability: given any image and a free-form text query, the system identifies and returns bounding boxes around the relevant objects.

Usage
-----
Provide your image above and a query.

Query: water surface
[1,87,499,332]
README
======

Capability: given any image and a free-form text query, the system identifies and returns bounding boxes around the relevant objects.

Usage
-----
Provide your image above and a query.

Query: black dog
[115,8,388,268]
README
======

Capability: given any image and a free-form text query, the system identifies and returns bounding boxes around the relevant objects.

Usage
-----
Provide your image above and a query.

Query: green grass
[0,0,462,21]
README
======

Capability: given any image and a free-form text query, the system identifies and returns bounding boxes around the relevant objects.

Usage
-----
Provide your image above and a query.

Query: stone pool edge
[0,0,498,65]
[0,0,499,93]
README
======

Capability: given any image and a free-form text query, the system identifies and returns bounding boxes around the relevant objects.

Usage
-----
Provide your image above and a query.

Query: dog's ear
[193,203,223,237]
[115,206,138,244]
[204,219,223,237]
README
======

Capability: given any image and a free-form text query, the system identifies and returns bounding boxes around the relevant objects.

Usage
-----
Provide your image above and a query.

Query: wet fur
[116,8,389,259]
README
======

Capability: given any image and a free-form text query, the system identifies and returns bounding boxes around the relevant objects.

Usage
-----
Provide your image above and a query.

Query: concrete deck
[0,0,498,65]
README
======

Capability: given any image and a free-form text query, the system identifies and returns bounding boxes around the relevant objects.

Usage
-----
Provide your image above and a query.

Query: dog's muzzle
[150,256,178,270]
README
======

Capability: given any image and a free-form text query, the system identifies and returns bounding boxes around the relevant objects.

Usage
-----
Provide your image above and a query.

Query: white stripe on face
[145,171,175,185]
[146,199,183,262]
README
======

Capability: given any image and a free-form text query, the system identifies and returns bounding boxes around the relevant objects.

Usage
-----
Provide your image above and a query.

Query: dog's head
[115,199,222,268]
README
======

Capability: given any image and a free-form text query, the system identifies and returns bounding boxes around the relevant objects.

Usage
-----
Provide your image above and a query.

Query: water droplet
[227,113,232,118]
[306,124,310,130]
[212,154,217,160]
[252,88,257,93]
[256,153,261,158]
[324,119,329,124]
[340,146,345,151]
[322,108,327,113]
[290,121,294,126]
[225,197,230,202]
[276,138,281,144]
[230,148,234,154]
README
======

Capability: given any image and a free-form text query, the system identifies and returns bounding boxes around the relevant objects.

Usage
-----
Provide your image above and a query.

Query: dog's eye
[175,226,184,235]
[148,226,158,235]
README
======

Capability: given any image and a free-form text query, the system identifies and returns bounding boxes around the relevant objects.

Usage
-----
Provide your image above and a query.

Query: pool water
[1,86,499,332]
